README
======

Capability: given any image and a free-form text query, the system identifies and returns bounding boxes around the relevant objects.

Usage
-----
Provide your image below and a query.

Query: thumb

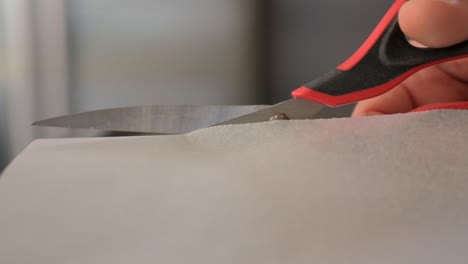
[399,0,468,48]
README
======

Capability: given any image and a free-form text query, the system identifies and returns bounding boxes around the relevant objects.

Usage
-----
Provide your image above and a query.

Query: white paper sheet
[1,110,468,263]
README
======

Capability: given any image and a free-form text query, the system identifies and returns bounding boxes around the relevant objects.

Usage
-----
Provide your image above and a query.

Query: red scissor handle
[411,102,468,113]
[292,0,468,110]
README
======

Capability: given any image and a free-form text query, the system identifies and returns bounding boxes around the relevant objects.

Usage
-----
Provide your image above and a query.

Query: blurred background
[0,0,393,171]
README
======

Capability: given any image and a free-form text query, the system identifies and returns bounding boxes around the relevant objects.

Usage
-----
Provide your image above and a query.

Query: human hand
[353,0,468,116]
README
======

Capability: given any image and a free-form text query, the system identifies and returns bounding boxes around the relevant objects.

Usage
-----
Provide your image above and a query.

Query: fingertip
[352,100,387,117]
[398,0,468,47]
[352,109,385,117]
[351,83,418,117]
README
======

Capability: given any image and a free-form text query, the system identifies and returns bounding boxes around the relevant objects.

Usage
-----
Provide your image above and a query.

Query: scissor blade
[220,98,325,125]
[33,104,269,134]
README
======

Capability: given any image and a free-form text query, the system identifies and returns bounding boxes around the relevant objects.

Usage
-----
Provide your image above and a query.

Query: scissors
[34,0,468,134]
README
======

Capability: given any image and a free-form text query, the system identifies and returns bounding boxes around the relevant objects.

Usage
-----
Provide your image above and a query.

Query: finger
[352,58,468,116]
[399,0,468,47]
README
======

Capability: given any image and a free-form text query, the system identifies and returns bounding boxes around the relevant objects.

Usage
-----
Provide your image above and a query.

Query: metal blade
[33,99,329,134]
[33,104,269,134]
[219,98,325,125]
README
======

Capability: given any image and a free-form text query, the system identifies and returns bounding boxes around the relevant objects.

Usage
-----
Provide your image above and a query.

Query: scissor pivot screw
[270,113,290,121]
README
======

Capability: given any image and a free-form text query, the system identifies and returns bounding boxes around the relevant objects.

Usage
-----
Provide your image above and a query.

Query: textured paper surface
[1,110,468,263]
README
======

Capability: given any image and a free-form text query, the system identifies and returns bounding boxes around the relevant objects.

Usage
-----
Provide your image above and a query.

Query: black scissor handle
[381,19,468,67]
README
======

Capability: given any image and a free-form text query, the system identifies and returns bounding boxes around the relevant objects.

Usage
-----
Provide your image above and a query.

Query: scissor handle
[292,0,468,107]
